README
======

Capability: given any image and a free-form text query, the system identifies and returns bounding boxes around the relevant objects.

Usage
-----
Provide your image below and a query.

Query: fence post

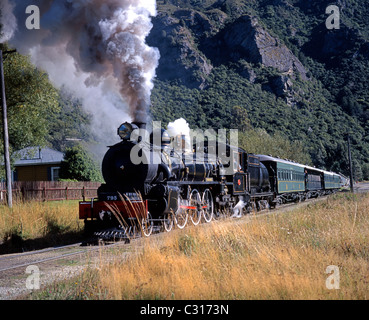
[65,186,68,200]
[43,186,46,201]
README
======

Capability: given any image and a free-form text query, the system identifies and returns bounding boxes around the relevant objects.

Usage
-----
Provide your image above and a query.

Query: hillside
[148,0,369,179]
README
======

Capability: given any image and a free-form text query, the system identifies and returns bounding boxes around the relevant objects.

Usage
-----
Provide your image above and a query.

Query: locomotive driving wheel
[141,212,154,237]
[189,189,202,225]
[163,213,174,232]
[175,195,188,229]
[202,189,214,223]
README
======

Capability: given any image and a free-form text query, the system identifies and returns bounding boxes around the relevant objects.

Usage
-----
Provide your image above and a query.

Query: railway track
[0,243,87,273]
[0,240,129,274]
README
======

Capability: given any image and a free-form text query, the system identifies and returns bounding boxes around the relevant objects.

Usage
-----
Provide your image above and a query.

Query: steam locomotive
[79,121,344,239]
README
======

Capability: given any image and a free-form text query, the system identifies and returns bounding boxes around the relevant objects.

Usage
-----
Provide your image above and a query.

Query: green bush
[59,145,103,182]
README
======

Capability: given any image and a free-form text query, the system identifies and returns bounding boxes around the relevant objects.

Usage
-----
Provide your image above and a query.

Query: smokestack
[132,122,147,130]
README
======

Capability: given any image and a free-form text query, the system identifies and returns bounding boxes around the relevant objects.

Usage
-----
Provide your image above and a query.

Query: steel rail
[0,241,125,273]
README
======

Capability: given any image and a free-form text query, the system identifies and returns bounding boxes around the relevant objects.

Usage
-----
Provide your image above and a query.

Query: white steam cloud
[0,0,160,143]
[167,118,191,138]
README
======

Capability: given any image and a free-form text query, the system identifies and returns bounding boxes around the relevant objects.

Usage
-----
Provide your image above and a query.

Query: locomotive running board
[167,181,221,185]
[250,192,274,198]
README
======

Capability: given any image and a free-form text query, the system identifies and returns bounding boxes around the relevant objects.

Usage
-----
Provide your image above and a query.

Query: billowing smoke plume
[0,1,16,42]
[0,0,160,141]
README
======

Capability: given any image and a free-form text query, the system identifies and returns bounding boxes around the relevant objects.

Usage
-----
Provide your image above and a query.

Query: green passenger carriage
[324,172,341,190]
[276,161,305,194]
[258,155,306,204]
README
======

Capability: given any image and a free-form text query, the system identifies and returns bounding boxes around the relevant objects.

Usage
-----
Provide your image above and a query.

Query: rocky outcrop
[147,11,213,89]
[148,11,309,90]
[173,9,215,37]
[207,15,308,80]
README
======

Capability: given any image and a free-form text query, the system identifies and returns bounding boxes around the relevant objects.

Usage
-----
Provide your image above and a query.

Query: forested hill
[148,0,369,180]
[1,1,369,180]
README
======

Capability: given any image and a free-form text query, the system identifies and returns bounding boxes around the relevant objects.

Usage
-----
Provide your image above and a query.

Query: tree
[362,163,369,181]
[231,106,252,132]
[0,44,59,152]
[352,159,363,182]
[0,44,60,179]
[238,128,312,165]
[59,145,103,182]
[46,86,92,152]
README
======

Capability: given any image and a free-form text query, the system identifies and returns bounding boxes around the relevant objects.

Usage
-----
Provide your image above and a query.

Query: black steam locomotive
[79,122,343,239]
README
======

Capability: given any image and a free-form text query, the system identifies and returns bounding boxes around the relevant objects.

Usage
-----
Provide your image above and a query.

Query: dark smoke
[1,0,160,131]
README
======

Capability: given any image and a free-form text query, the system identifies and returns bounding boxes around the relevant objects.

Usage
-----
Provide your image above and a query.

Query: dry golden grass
[97,193,369,300]
[0,200,82,250]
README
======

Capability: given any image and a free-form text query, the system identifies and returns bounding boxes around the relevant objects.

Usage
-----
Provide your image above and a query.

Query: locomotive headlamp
[118,122,138,140]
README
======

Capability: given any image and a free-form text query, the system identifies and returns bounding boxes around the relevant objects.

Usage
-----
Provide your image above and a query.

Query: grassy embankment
[27,192,369,300]
[0,200,83,253]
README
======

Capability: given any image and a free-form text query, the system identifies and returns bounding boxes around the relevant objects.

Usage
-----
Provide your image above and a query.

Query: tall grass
[96,193,369,300]
[0,201,82,251]
[26,193,369,300]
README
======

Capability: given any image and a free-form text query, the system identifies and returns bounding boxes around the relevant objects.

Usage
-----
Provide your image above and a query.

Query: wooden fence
[0,181,101,203]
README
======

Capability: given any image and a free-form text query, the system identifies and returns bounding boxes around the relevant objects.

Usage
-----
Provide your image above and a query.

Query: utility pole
[347,133,354,193]
[0,49,16,208]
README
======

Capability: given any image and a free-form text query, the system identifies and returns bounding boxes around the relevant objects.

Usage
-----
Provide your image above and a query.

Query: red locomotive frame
[79,199,149,221]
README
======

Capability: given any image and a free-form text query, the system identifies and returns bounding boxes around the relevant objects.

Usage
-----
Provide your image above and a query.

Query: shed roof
[13,147,64,167]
